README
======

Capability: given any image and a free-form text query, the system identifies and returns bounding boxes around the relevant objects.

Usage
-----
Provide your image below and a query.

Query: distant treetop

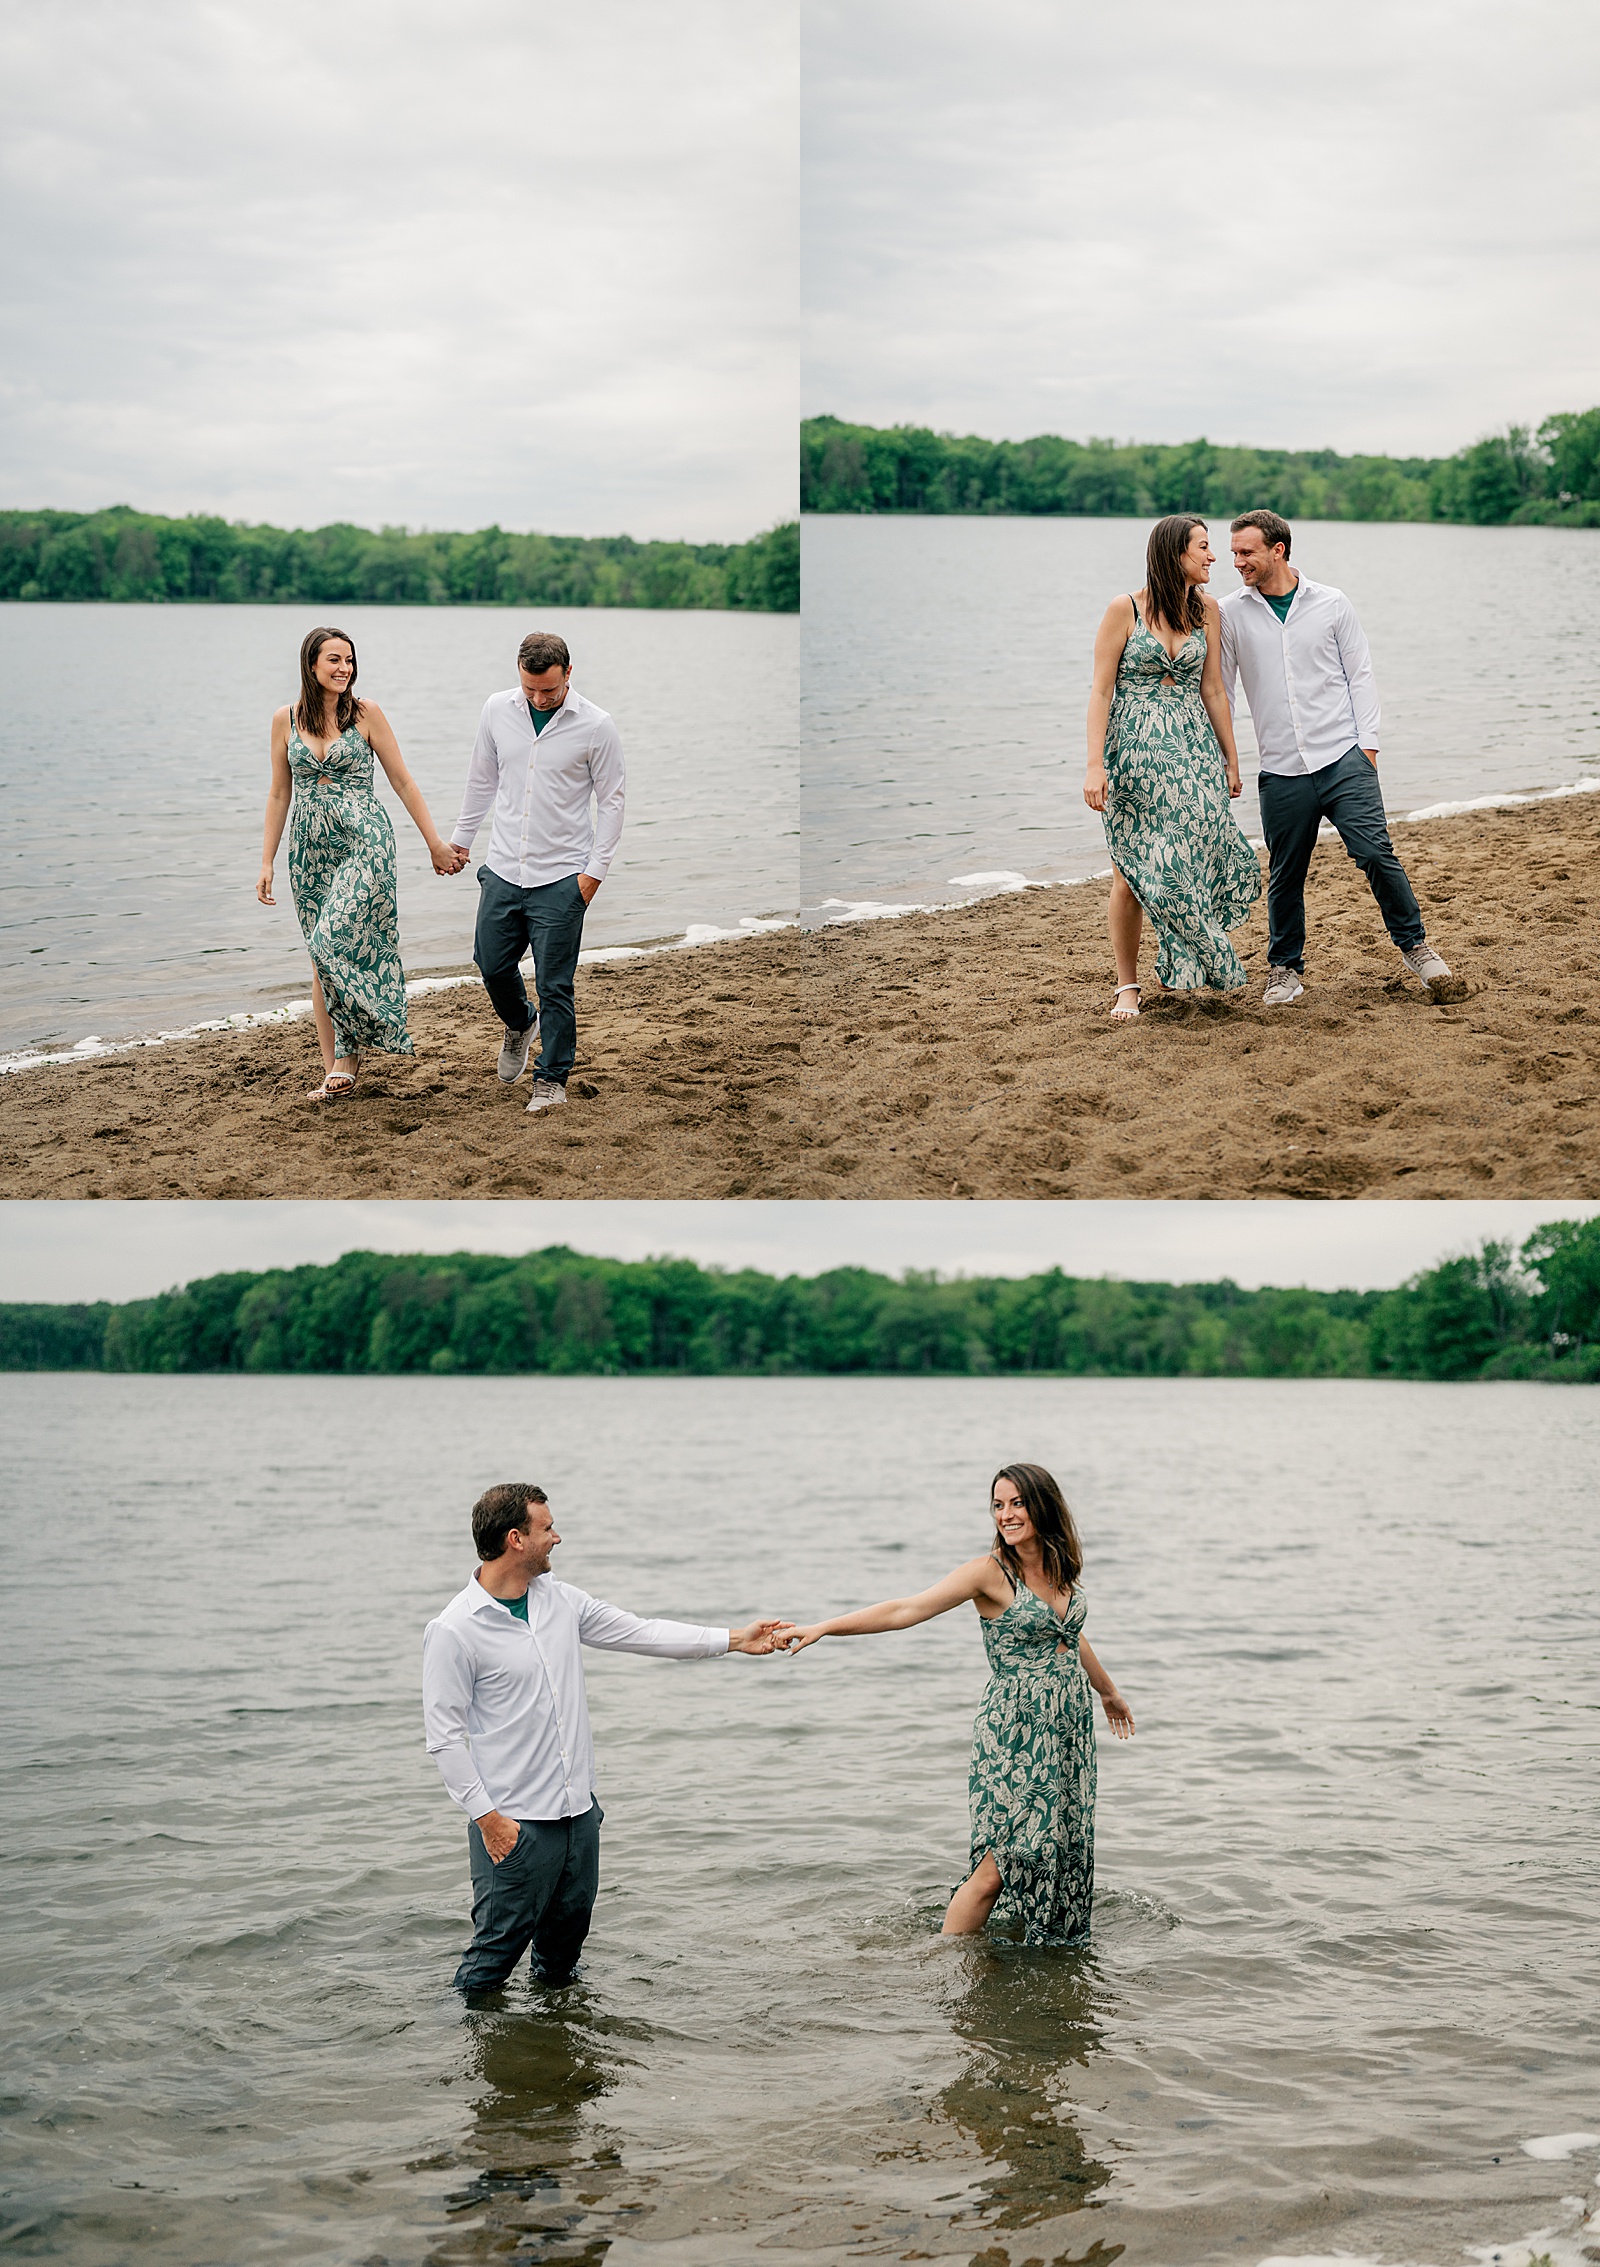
[0,510,799,611]
[3,1222,1598,1383]
[801,410,1600,527]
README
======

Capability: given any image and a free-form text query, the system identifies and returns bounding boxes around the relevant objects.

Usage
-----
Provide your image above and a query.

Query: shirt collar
[467,1568,551,1615]
[1245,571,1316,607]
[466,1569,520,1615]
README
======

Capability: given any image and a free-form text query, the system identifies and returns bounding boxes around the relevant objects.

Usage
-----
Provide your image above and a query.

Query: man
[1219,511,1451,1006]
[447,633,626,1114]
[422,1483,788,1994]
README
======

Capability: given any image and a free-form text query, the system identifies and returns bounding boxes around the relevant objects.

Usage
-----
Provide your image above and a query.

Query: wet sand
[0,946,806,1200]
[2,796,1597,1200]
[801,794,1600,1200]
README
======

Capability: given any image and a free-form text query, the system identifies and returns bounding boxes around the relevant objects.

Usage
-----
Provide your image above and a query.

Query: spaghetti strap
[1129,594,1141,625]
[993,1555,1018,1594]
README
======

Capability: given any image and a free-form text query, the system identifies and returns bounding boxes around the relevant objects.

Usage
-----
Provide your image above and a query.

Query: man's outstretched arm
[575,1593,791,1657]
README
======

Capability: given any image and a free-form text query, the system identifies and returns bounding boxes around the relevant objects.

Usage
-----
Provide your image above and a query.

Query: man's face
[520,663,571,711]
[510,1502,561,1576]
[1230,528,1285,586]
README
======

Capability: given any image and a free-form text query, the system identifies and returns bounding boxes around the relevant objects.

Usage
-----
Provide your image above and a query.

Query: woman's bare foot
[1110,983,1141,1021]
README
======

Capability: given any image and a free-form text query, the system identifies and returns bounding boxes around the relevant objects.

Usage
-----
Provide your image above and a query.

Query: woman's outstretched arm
[1199,596,1243,798]
[258,707,293,905]
[363,702,465,874]
[1080,1635,1135,1737]
[784,1556,1007,1654]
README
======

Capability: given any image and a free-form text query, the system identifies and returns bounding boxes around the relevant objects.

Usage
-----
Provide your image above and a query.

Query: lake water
[0,604,798,1056]
[801,515,1600,918]
[4,1372,1597,2267]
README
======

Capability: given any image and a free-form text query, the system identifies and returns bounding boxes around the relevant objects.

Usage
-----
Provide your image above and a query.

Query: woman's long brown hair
[295,626,364,738]
[991,1461,1083,1597]
[1143,515,1208,638]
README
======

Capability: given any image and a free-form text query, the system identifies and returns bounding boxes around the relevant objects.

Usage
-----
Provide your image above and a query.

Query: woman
[784,1463,1134,1944]
[1083,516,1261,1020]
[257,627,460,1100]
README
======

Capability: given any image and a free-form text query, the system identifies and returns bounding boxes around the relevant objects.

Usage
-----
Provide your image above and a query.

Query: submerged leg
[942,1851,1004,1936]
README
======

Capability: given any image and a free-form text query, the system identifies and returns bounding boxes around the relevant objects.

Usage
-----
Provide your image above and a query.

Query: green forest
[0,510,799,612]
[801,408,1600,526]
[6,1220,1600,1383]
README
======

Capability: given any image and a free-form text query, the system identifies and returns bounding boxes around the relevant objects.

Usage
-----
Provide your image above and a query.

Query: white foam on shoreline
[809,774,1598,936]
[1401,777,1600,822]
[814,868,1114,927]
[0,914,797,1077]
[1522,2132,1600,2160]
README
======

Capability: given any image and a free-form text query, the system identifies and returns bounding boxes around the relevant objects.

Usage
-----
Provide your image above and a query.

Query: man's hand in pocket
[478,1811,519,1864]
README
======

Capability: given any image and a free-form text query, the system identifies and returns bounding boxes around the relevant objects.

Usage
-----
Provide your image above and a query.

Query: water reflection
[939,1940,1120,2267]
[427,1990,641,2266]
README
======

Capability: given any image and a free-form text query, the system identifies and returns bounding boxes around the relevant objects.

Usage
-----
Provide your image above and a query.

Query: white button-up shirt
[1218,575,1381,777]
[450,687,626,888]
[422,1570,728,1822]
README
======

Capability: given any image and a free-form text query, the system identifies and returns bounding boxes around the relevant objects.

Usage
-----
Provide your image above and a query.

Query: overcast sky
[0,0,795,542]
[803,0,1600,458]
[3,1200,1594,1304]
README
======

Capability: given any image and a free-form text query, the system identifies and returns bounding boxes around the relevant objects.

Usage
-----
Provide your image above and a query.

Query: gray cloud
[0,0,796,539]
[804,0,1600,454]
[2,1200,1591,1303]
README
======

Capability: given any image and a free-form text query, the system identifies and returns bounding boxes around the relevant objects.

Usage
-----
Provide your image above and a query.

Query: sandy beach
[2,794,1597,1200]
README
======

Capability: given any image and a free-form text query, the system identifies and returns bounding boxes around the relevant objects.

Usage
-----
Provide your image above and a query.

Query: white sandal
[1110,984,1142,1022]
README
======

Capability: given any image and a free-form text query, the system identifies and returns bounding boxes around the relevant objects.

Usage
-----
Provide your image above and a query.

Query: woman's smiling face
[315,640,354,693]
[991,1475,1035,1549]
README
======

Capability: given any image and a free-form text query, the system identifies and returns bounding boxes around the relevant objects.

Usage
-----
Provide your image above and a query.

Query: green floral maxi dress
[1101,610,1261,992]
[968,1576,1096,1946]
[286,718,414,1058]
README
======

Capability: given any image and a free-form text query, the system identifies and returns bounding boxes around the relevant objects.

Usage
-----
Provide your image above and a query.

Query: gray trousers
[1258,745,1426,972]
[473,867,586,1087]
[453,1803,602,1993]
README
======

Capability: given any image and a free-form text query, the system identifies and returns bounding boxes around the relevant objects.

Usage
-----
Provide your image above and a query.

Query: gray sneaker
[524,1077,566,1116]
[1262,966,1304,1006]
[497,1016,538,1083]
[1400,942,1452,986]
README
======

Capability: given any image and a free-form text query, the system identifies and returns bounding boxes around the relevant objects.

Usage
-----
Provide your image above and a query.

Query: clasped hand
[729,1618,796,1655]
[431,842,471,876]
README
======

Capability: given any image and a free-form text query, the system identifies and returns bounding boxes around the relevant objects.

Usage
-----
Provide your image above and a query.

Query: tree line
[801,410,1600,527]
[6,1222,1599,1383]
[0,510,799,613]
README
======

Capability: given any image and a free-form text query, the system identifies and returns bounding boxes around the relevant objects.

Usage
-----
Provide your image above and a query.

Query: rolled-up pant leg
[453,1804,603,1992]
[1316,748,1426,952]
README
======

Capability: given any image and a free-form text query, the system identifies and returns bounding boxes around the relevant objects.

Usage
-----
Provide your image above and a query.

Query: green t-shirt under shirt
[528,701,562,735]
[1263,581,1298,623]
[503,1591,529,1622]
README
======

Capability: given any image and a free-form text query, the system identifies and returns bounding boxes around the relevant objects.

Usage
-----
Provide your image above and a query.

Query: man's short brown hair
[517,632,571,675]
[1230,509,1292,559]
[471,1483,548,1562]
